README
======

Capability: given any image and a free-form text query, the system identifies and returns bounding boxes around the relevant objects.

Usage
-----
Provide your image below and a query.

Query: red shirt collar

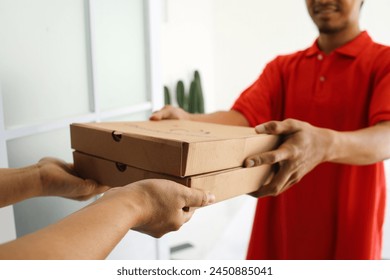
[306,31,372,58]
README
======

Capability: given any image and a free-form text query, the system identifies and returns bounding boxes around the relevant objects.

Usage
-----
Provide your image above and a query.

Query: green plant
[193,70,205,113]
[164,86,171,105]
[163,70,205,113]
[188,80,198,113]
[176,80,186,110]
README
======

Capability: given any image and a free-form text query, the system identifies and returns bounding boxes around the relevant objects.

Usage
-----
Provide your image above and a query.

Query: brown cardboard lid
[72,120,260,143]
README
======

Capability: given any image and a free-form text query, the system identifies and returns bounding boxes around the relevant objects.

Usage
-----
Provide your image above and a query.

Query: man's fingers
[256,167,291,197]
[150,105,179,121]
[255,163,300,197]
[149,106,170,120]
[149,110,164,121]
[245,146,291,167]
[255,119,303,135]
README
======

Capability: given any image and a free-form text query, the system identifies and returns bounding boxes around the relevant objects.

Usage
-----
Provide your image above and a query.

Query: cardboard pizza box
[73,151,272,203]
[70,120,278,177]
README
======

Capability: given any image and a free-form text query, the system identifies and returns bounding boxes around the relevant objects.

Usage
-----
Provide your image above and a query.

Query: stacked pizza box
[70,120,278,203]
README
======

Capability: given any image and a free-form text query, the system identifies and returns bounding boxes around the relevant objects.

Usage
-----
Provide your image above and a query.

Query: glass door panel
[0,0,91,129]
[7,128,94,237]
[92,0,149,111]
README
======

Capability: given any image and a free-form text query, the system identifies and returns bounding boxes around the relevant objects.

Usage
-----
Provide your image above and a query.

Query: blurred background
[0,0,389,259]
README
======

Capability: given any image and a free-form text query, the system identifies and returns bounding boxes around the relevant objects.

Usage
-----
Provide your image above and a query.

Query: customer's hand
[150,105,191,121]
[99,179,215,238]
[37,157,110,200]
[245,119,332,197]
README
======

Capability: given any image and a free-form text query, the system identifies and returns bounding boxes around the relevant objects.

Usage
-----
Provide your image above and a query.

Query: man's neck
[318,27,361,54]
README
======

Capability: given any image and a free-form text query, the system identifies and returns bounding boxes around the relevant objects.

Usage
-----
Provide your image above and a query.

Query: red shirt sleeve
[369,47,390,125]
[232,58,284,127]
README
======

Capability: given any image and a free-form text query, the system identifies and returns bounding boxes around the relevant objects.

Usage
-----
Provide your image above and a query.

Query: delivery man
[150,0,390,259]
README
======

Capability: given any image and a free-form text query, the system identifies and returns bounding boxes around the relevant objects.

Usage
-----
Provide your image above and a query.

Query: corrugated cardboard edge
[73,151,271,203]
[70,123,186,177]
[189,165,271,202]
[73,151,188,186]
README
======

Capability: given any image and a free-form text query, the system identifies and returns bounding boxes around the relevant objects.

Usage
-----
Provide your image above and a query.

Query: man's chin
[319,27,340,34]
[318,24,345,34]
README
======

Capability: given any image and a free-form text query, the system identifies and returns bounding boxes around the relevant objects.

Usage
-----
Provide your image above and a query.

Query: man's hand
[150,105,191,121]
[150,105,250,126]
[245,119,332,197]
[99,179,215,238]
[37,157,110,200]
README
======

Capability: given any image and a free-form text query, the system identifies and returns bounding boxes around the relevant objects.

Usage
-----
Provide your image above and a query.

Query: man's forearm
[190,110,249,126]
[326,121,390,165]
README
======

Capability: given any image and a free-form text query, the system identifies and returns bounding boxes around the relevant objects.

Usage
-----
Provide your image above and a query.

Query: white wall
[213,0,316,110]
[361,0,390,44]
[213,0,390,110]
[162,0,390,259]
[161,0,215,111]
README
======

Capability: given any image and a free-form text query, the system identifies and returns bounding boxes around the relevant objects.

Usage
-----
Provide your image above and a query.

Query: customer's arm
[0,157,109,208]
[245,119,390,197]
[0,179,214,259]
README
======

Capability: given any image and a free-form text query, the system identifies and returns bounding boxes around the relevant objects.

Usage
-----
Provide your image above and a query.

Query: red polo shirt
[232,32,390,259]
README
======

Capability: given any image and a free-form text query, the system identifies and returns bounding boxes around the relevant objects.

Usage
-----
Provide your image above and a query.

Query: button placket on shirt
[312,52,329,101]
[317,54,326,83]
